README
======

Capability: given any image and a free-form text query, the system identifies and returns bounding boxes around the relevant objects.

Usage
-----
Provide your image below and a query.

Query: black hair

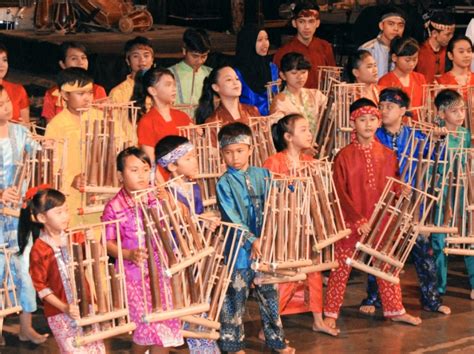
[271,113,306,152]
[349,98,378,114]
[56,67,93,89]
[446,35,473,71]
[280,52,312,73]
[59,41,87,63]
[117,146,152,172]
[390,36,419,57]
[195,65,233,124]
[183,28,211,53]
[428,12,455,34]
[218,122,252,145]
[131,67,175,121]
[343,49,373,83]
[293,1,320,19]
[434,89,464,110]
[154,135,190,169]
[18,188,66,255]
[0,42,8,55]
[124,36,154,57]
[379,87,410,108]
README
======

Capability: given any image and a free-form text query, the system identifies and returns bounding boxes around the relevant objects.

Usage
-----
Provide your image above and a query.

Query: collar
[382,124,403,138]
[39,230,68,251]
[227,165,250,175]
[376,33,390,48]
[177,60,202,73]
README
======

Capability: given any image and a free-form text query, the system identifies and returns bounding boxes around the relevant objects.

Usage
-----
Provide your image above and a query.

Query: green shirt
[169,61,212,105]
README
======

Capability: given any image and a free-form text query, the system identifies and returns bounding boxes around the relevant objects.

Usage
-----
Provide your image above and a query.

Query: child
[26,188,105,353]
[235,25,279,116]
[415,12,455,83]
[0,43,29,123]
[216,122,294,353]
[168,28,212,106]
[323,98,421,331]
[273,1,335,88]
[344,49,380,104]
[431,89,474,299]
[436,36,474,100]
[41,41,107,123]
[0,85,47,345]
[263,114,338,337]
[134,67,192,172]
[102,147,183,354]
[270,52,327,134]
[360,7,406,79]
[378,37,426,120]
[195,66,260,125]
[372,87,450,315]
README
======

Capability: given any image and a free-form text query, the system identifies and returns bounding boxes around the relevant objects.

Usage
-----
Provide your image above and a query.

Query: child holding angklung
[25,187,105,353]
[216,122,294,353]
[323,98,421,332]
[263,114,338,337]
[102,147,183,354]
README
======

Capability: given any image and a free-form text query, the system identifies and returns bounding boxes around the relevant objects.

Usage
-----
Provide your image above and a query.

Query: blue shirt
[360,35,393,79]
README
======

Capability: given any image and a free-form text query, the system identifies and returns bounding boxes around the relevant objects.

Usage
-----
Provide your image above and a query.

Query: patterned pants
[218,268,286,352]
[324,245,406,319]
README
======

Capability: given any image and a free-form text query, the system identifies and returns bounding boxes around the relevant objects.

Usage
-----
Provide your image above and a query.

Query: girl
[0,43,29,123]
[25,188,105,353]
[0,84,47,345]
[263,114,338,337]
[234,25,279,116]
[269,53,327,135]
[436,36,474,100]
[378,37,427,120]
[344,49,380,104]
[102,147,183,354]
[195,65,260,125]
[134,67,192,179]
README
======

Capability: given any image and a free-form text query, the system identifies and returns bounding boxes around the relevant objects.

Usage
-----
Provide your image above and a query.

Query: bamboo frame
[249,115,276,167]
[0,244,22,318]
[265,80,281,111]
[317,66,343,96]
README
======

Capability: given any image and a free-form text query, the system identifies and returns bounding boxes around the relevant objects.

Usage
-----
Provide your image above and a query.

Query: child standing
[344,50,380,104]
[103,147,183,354]
[26,188,105,353]
[323,98,421,331]
[263,114,338,337]
[216,122,294,353]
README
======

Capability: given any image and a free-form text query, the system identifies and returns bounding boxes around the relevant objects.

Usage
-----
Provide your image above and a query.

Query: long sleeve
[30,244,53,299]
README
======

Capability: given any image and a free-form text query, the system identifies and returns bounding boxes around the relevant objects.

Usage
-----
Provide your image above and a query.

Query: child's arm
[42,294,80,320]
[106,240,147,265]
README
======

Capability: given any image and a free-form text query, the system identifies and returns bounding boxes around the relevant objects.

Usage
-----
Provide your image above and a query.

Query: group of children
[0,0,473,353]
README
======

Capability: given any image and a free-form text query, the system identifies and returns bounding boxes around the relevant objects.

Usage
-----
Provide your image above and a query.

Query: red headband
[24,184,51,203]
[350,106,381,121]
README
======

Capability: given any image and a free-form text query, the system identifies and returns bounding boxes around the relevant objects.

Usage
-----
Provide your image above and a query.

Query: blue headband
[379,91,408,108]
[219,134,252,149]
[156,142,194,168]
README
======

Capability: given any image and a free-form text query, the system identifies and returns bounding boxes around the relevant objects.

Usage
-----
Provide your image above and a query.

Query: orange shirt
[416,41,447,84]
[2,80,29,122]
[436,71,474,101]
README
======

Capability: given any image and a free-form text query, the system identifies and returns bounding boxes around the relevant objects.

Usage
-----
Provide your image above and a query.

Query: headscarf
[235,25,272,94]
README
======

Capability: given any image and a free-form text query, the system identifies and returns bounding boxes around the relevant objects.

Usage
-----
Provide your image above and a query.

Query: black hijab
[235,25,272,94]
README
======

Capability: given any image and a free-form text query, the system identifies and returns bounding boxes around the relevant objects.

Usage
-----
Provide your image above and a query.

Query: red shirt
[378,71,427,120]
[2,80,29,122]
[416,41,447,84]
[436,71,474,101]
[41,83,107,122]
[273,36,336,89]
[263,151,313,176]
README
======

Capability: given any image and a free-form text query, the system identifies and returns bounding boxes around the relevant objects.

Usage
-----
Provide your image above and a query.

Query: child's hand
[208,217,221,232]
[71,173,86,191]
[357,223,371,237]
[433,126,448,138]
[128,248,148,265]
[251,238,262,259]
[156,187,170,202]
[401,186,411,198]
[1,187,20,204]
[66,304,80,320]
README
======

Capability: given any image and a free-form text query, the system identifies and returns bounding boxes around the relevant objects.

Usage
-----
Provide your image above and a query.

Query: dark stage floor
[1,258,474,353]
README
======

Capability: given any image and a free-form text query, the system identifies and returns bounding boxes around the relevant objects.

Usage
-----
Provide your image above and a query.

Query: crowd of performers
[1,1,474,353]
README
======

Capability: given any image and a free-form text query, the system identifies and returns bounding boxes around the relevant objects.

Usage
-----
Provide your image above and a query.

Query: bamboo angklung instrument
[316,66,343,96]
[0,244,22,318]
[265,80,281,111]
[249,116,276,167]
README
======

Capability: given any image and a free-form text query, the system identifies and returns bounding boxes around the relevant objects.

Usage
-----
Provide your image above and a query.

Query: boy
[431,89,474,300]
[416,12,455,83]
[41,41,107,123]
[273,1,335,88]
[216,122,294,354]
[323,98,421,331]
[360,7,406,79]
[168,28,212,106]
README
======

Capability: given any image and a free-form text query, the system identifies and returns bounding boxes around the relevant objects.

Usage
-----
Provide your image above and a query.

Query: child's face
[38,203,70,234]
[392,52,418,74]
[292,15,319,42]
[379,101,405,127]
[448,40,473,69]
[127,47,154,74]
[255,30,270,56]
[286,118,312,150]
[439,100,466,128]
[351,114,380,140]
[212,67,242,98]
[379,18,405,41]
[183,49,209,71]
[60,48,88,70]
[353,55,378,84]
[119,155,151,192]
[149,74,176,104]
[62,89,93,112]
[0,89,13,122]
[221,143,252,171]
[0,51,8,80]
[433,28,454,47]
[170,149,199,178]
[280,69,308,90]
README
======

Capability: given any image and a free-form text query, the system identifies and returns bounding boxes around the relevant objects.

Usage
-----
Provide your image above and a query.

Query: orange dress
[263,151,323,315]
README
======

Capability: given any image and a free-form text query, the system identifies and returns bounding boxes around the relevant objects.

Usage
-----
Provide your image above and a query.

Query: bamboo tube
[72,243,90,318]
[347,258,400,285]
[144,222,162,312]
[276,185,285,261]
[88,119,100,186]
[91,241,106,315]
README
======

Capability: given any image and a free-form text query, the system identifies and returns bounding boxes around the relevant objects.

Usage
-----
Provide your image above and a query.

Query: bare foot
[312,316,339,336]
[359,305,376,315]
[323,317,337,329]
[437,305,451,315]
[19,329,49,344]
[390,313,422,326]
[274,346,296,354]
